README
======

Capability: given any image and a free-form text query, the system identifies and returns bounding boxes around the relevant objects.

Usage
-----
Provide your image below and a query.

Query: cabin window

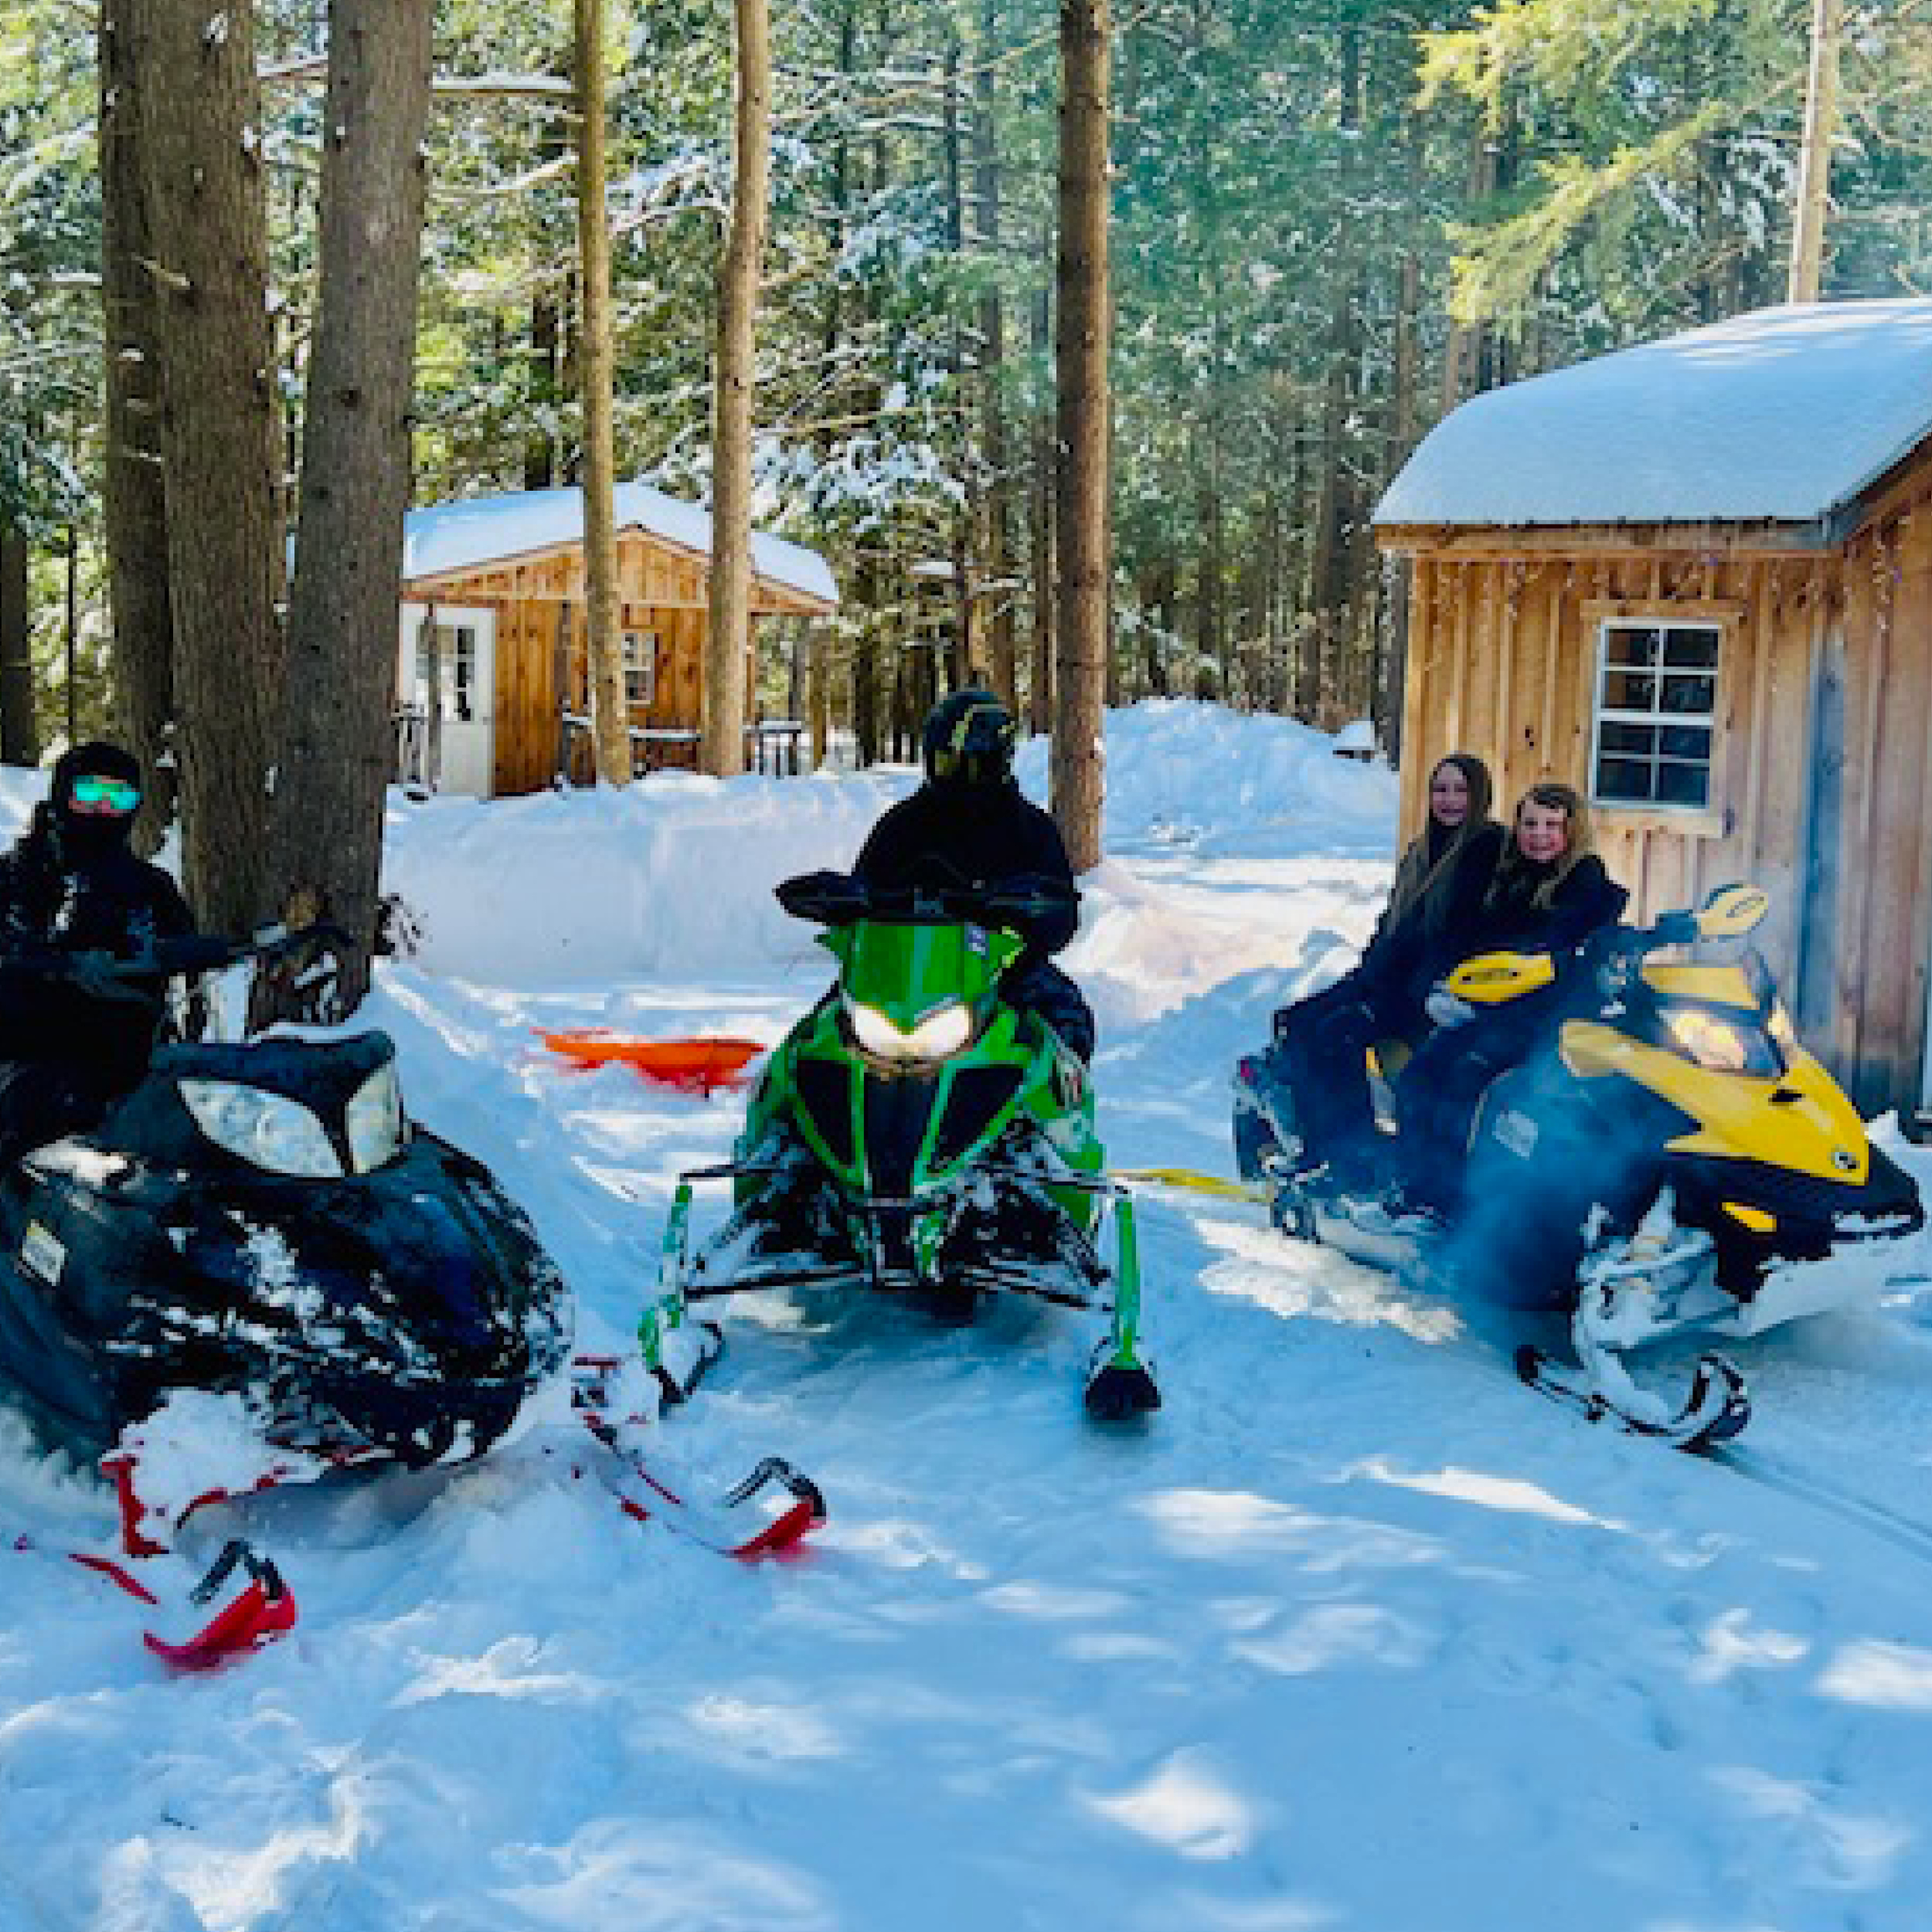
[1590,620,1719,811]
[415,623,479,723]
[623,630,658,706]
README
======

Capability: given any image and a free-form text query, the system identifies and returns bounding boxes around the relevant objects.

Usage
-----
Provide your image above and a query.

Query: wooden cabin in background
[1375,299,1932,1119]
[396,482,838,798]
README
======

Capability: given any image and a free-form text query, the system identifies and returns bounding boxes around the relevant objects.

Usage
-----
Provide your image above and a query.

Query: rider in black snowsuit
[852,689,1096,1061]
[0,742,196,1165]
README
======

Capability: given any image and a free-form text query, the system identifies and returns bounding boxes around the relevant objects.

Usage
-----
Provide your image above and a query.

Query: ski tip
[1513,1344,1545,1386]
[1084,1361,1162,1423]
[143,1580,298,1672]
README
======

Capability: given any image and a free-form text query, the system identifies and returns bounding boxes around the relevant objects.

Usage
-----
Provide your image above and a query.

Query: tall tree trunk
[576,0,628,786]
[264,0,434,1021]
[127,0,282,935]
[976,0,1018,712]
[0,522,35,765]
[99,0,175,849]
[1052,0,1110,873]
[1789,0,1842,301]
[702,0,772,778]
[1301,22,1364,726]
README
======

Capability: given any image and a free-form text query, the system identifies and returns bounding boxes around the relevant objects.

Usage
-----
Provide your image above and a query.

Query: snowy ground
[6,702,1932,1931]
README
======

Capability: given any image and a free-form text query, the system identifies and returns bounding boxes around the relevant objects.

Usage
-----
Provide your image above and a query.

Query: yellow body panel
[1446,951,1556,1005]
[1558,1022,1869,1185]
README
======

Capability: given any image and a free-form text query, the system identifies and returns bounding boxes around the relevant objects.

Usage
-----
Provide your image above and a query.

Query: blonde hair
[1493,781,1594,910]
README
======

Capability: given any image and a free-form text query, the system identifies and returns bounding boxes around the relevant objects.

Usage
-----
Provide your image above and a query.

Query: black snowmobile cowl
[106,1032,406,1179]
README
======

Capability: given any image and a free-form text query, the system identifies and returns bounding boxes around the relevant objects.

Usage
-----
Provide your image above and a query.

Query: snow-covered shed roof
[1376,299,1932,534]
[402,481,838,607]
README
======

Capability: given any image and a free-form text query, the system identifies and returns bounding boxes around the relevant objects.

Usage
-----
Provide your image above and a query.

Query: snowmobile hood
[1560,1020,1873,1185]
[821,919,1024,1031]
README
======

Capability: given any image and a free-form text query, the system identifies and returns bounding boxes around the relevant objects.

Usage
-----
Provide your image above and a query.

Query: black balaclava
[48,740,144,866]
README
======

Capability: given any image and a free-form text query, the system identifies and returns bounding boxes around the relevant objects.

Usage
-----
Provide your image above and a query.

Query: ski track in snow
[5,710,1932,1930]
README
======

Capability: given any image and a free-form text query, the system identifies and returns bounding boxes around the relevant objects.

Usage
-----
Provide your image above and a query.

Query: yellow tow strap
[1111,1166,1269,1202]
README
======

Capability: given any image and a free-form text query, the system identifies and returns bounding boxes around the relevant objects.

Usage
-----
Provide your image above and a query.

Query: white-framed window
[623,629,658,706]
[416,623,479,722]
[1590,619,1720,811]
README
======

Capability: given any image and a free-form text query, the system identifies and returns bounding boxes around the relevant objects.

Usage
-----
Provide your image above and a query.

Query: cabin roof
[401,481,839,607]
[1375,299,1932,533]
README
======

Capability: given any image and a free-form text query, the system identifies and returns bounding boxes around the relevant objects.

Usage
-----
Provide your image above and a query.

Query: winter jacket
[1358,819,1506,1016]
[0,805,197,1090]
[852,777,1080,969]
[1463,851,1628,964]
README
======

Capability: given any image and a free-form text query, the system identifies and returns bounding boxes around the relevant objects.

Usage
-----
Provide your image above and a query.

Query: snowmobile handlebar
[777,869,1073,935]
[2,921,352,987]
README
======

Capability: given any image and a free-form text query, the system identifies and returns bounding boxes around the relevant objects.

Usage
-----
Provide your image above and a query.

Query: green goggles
[70,776,141,812]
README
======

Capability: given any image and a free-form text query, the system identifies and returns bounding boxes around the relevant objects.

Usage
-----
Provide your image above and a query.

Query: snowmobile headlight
[1664,1010,1754,1074]
[345,1061,406,1173]
[179,1080,345,1179]
[846,998,975,1064]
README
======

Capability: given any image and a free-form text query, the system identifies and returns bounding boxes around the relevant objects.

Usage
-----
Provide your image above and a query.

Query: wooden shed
[396,481,838,798]
[1374,298,1932,1118]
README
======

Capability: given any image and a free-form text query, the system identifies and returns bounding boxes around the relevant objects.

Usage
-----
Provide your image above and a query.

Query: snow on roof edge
[403,481,839,607]
[1373,299,1932,534]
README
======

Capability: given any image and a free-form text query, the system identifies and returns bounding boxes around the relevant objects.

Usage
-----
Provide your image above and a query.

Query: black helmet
[922,688,1016,788]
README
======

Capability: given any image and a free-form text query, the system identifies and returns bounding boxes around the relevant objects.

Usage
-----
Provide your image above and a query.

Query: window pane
[1659,723,1710,760]
[1597,756,1655,802]
[1661,673,1714,717]
[1656,761,1711,808]
[1604,626,1662,668]
[1664,627,1719,669]
[1603,669,1658,711]
[1600,720,1658,755]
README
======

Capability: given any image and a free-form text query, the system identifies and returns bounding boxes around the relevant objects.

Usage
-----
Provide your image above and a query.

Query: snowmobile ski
[569,1353,823,1557]
[577,1418,825,1556]
[15,1532,297,1671]
[1514,1344,1750,1451]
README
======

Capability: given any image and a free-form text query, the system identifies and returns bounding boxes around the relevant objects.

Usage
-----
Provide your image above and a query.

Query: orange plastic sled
[538,1031,764,1094]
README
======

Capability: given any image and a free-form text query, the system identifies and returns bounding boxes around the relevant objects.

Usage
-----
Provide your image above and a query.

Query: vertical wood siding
[1391,540,1923,1106]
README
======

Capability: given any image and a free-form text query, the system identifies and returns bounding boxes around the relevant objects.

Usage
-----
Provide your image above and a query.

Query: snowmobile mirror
[777,871,870,926]
[978,883,1071,932]
[1694,883,1770,941]
[1444,950,1557,1005]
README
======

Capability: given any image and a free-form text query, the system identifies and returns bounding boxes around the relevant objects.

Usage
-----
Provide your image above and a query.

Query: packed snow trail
[4,708,1932,1930]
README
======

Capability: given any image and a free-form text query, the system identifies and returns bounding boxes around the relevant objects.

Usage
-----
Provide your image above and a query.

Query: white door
[397,604,497,797]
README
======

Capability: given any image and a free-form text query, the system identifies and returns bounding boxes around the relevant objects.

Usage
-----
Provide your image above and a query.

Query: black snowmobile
[0,930,572,1556]
[1233,884,1929,1445]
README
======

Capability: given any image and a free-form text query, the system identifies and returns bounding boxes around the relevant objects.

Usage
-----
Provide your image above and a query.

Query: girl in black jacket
[1268,753,1505,1185]
[1392,781,1627,1216]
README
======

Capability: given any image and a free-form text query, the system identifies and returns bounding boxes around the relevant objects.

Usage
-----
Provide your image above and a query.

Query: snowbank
[383,702,1398,985]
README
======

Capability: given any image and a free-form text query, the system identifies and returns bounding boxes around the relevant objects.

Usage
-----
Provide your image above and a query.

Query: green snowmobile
[639,871,1159,1420]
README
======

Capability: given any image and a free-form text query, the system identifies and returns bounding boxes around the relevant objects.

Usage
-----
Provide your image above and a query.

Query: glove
[1424,985,1476,1030]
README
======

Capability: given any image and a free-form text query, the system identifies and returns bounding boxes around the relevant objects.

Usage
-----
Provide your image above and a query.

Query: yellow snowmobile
[1236,884,1928,1445]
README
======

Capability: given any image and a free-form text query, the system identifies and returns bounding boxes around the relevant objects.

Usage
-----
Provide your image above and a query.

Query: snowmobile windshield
[1643,961,1788,1079]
